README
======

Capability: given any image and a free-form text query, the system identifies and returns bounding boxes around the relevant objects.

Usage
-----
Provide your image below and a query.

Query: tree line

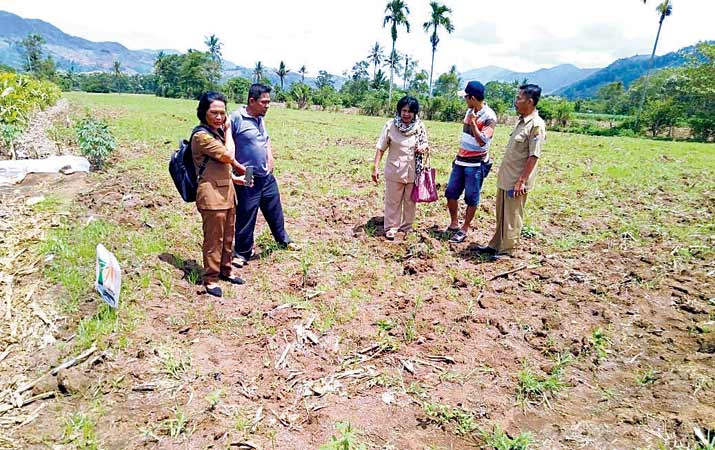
[4,0,713,140]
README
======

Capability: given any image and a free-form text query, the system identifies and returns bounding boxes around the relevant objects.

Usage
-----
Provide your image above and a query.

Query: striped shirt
[455,104,497,167]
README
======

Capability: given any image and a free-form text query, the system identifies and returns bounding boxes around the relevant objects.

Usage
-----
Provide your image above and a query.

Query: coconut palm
[402,55,418,90]
[383,0,410,104]
[384,50,403,88]
[367,42,385,83]
[253,61,264,83]
[204,34,222,63]
[299,65,307,83]
[275,61,290,90]
[423,1,454,97]
[635,0,673,128]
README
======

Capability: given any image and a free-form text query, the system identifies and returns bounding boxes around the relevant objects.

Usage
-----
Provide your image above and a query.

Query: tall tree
[298,65,307,83]
[383,0,410,105]
[635,0,673,129]
[384,50,403,89]
[423,1,454,97]
[19,34,45,75]
[402,55,418,90]
[253,61,264,83]
[367,42,385,83]
[315,70,334,89]
[372,69,388,90]
[112,60,122,93]
[433,65,460,97]
[351,60,370,81]
[275,61,290,90]
[204,34,223,63]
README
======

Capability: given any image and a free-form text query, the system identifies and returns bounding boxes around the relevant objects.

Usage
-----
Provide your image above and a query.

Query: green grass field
[4,92,714,449]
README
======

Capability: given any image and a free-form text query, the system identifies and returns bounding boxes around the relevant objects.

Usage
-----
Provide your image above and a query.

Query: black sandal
[220,274,245,285]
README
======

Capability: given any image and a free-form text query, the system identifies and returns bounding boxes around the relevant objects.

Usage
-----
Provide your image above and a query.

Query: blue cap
[457,80,485,100]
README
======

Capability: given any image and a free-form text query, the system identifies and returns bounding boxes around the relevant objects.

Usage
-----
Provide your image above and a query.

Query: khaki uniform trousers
[199,207,236,284]
[488,188,527,254]
[384,179,416,232]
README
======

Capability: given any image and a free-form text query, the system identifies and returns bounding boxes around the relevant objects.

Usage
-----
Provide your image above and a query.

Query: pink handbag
[411,157,438,203]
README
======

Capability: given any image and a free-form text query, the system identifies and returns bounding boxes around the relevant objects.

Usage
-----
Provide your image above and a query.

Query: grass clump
[62,412,99,449]
[423,402,479,436]
[517,353,571,405]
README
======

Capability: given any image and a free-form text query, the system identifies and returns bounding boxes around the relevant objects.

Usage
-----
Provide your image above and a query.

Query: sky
[1,0,714,76]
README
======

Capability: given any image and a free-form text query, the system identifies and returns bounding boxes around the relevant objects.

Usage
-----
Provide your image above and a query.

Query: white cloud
[1,0,713,75]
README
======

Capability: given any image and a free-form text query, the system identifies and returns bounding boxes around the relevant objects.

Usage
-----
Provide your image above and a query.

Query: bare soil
[0,118,713,450]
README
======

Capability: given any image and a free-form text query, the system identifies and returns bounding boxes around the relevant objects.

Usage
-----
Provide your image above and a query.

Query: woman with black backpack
[192,91,248,297]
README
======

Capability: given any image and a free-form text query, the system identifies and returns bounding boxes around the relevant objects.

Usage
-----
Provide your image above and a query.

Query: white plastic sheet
[0,155,90,185]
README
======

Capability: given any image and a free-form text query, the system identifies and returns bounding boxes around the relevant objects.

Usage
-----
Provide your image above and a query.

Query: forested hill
[0,10,166,73]
[557,43,707,99]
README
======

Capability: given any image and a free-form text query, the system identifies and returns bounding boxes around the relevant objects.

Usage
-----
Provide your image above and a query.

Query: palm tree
[276,61,290,90]
[635,0,673,129]
[112,60,122,93]
[367,42,384,83]
[204,34,222,63]
[402,55,418,90]
[423,1,454,97]
[372,69,388,90]
[383,0,410,105]
[299,65,307,83]
[253,61,264,83]
[385,50,403,88]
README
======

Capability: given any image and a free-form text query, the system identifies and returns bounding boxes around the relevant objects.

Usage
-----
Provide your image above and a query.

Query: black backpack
[169,125,213,202]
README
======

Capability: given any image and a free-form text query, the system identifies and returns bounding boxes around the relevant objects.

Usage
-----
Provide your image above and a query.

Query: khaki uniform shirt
[496,110,546,191]
[376,120,423,184]
[191,130,236,210]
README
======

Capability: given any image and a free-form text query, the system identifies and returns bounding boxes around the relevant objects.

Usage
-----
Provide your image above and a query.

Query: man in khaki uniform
[478,84,545,260]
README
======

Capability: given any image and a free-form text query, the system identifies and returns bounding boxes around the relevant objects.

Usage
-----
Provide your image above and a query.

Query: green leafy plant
[636,367,658,386]
[423,402,479,436]
[319,422,366,450]
[482,425,534,450]
[205,389,224,410]
[75,116,116,169]
[590,327,611,362]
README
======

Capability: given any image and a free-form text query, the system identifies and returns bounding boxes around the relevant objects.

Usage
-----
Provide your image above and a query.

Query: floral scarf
[394,116,429,180]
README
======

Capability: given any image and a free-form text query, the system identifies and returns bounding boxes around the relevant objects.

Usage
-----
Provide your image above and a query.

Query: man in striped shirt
[445,81,497,244]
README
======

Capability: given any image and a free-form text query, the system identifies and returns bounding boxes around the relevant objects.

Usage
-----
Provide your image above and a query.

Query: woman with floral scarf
[372,96,430,240]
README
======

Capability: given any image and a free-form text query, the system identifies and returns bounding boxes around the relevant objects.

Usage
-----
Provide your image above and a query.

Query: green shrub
[359,90,389,116]
[75,117,116,169]
[0,71,60,152]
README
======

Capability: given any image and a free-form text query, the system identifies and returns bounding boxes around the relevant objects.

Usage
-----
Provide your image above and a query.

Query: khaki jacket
[191,130,236,210]
[496,110,546,191]
[376,120,424,184]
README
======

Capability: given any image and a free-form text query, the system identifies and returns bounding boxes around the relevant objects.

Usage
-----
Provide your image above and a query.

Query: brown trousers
[488,188,527,254]
[384,179,417,232]
[199,207,236,284]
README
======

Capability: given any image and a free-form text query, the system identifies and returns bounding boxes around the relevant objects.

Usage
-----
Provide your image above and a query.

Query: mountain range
[0,10,700,98]
[460,64,600,95]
